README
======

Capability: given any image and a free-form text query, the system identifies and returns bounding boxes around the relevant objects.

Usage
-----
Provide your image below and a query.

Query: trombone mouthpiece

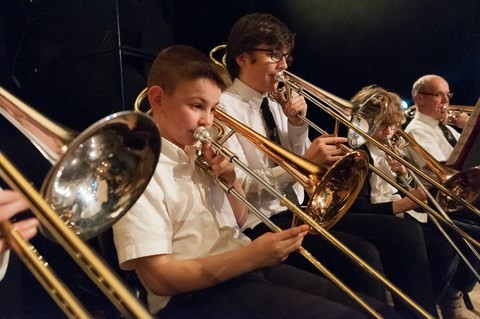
[383,137,393,147]
[194,126,210,142]
[274,72,286,82]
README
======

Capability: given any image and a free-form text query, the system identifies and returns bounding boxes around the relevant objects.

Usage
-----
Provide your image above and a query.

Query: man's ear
[147,86,164,111]
[412,94,422,107]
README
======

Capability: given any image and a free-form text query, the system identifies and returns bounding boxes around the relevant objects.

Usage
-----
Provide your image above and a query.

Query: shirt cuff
[287,122,309,146]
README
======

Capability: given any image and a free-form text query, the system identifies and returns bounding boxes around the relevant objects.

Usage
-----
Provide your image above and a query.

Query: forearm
[137,246,257,296]
[392,196,419,215]
[227,179,248,227]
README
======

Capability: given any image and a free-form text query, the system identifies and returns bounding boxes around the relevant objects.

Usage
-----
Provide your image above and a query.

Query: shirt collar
[415,111,441,126]
[160,137,195,163]
[232,78,267,111]
[366,140,383,159]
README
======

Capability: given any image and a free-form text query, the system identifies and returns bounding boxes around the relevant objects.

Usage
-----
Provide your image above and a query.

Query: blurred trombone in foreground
[0,87,160,318]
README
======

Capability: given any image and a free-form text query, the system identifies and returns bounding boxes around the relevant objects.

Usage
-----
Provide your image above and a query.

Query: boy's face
[372,123,398,142]
[150,78,221,148]
[236,44,289,94]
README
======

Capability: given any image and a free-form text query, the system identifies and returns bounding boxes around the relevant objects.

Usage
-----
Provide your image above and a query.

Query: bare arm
[202,143,247,227]
[391,187,427,215]
[136,224,309,296]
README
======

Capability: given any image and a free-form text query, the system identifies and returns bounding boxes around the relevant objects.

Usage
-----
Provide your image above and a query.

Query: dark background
[0,0,478,317]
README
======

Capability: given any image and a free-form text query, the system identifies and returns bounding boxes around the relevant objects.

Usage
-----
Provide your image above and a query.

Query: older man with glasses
[405,74,478,319]
[406,74,469,168]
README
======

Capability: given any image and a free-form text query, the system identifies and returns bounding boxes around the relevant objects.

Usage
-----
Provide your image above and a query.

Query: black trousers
[333,213,455,319]
[449,218,480,292]
[243,211,387,303]
[161,264,402,319]
[415,216,459,303]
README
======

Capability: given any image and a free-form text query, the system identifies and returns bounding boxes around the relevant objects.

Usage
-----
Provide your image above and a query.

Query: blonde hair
[351,85,405,125]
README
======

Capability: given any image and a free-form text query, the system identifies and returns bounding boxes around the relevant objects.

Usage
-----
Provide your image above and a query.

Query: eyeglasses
[377,123,399,131]
[249,48,294,65]
[418,91,454,99]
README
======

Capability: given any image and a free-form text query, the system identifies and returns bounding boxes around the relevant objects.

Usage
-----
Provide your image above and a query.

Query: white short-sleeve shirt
[113,137,250,314]
[368,142,428,223]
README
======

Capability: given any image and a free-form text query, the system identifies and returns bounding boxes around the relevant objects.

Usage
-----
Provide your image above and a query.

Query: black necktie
[439,123,457,148]
[260,97,280,144]
[260,97,300,206]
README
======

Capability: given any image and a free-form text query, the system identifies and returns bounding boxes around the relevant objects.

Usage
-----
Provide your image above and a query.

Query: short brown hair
[226,13,295,79]
[148,45,232,93]
[351,85,405,125]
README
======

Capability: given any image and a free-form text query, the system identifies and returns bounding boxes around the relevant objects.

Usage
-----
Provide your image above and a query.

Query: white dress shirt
[368,142,428,223]
[0,250,10,281]
[113,137,250,314]
[404,112,460,181]
[220,78,310,230]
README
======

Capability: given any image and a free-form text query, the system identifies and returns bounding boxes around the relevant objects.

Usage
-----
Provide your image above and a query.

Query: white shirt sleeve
[0,250,10,281]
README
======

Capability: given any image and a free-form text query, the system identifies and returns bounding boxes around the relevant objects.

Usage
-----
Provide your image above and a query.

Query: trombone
[383,136,480,283]
[195,126,382,318]
[405,104,475,124]
[272,73,480,285]
[393,130,480,220]
[0,87,160,318]
[273,72,480,284]
[273,71,480,229]
[135,88,434,318]
[210,44,480,238]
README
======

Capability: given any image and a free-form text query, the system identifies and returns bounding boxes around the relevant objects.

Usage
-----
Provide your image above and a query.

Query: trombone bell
[307,150,368,229]
[41,112,161,240]
[0,87,161,241]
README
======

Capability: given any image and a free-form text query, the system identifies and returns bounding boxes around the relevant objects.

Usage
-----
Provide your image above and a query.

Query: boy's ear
[147,86,164,111]
[236,53,247,68]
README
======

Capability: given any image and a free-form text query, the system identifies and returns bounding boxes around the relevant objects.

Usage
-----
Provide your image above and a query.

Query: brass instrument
[199,109,434,318]
[384,137,480,282]
[134,87,366,230]
[444,105,475,122]
[271,70,480,222]
[405,104,475,124]
[393,130,480,219]
[208,44,480,243]
[194,126,382,318]
[273,70,480,247]
[209,44,228,69]
[210,44,385,149]
[218,108,369,229]
[209,43,479,244]
[135,87,434,318]
[0,87,160,318]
